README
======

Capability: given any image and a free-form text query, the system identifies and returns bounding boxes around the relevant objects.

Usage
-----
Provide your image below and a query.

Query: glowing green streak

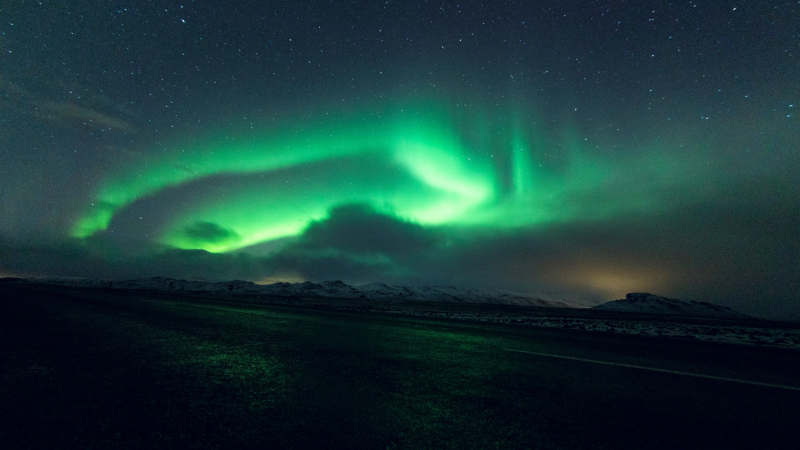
[73,102,496,251]
[164,153,460,252]
[512,122,535,195]
[161,121,496,252]
[392,123,494,223]
[73,98,722,253]
[73,111,400,237]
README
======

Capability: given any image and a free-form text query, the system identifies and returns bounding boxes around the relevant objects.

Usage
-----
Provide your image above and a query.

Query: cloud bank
[3,176,797,320]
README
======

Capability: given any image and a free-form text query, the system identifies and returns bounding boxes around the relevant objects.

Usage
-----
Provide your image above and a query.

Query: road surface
[2,284,798,449]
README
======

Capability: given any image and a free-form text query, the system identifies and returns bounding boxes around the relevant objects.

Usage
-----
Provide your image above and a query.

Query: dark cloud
[1,181,798,320]
[299,204,440,259]
[265,203,441,283]
[257,188,799,319]
[182,221,241,246]
[0,237,265,282]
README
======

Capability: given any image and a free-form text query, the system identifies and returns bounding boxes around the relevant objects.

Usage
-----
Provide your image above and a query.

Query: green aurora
[4,0,798,320]
[72,101,717,253]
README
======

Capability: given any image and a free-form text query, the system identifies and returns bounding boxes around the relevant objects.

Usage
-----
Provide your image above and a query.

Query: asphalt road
[2,284,799,449]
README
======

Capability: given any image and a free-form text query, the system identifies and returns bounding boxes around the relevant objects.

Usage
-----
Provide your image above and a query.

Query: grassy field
[1,284,799,449]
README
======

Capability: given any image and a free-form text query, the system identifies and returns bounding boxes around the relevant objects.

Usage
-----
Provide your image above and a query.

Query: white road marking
[140,300,176,305]
[504,348,800,391]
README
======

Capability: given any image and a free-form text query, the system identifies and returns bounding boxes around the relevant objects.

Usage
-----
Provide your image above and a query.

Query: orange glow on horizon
[567,264,672,301]
[254,273,306,285]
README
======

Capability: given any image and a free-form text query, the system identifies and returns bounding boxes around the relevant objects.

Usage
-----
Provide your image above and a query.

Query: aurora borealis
[72,103,498,251]
[1,1,798,318]
[70,101,708,253]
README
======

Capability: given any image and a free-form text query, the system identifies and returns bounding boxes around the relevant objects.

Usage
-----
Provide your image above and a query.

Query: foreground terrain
[1,284,799,449]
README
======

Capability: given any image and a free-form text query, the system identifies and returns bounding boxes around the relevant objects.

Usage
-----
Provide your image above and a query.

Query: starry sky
[1,1,798,319]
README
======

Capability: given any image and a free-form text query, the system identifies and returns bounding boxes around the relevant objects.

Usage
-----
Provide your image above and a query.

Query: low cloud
[266,203,441,283]
[297,203,440,260]
[0,74,137,134]
[34,101,137,134]
[0,237,264,282]
[1,188,798,320]
[182,221,241,246]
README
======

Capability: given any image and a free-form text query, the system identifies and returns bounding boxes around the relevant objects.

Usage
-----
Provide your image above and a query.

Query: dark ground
[2,284,799,449]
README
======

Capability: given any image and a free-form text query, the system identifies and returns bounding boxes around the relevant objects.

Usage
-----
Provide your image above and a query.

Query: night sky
[1,1,798,319]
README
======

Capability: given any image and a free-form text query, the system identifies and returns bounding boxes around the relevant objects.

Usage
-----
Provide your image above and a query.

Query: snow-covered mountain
[16,278,747,315]
[593,293,750,318]
[18,276,579,307]
[357,282,577,307]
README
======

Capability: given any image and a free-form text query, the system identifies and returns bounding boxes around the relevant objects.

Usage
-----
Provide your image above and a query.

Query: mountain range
[18,276,582,308]
[10,277,750,318]
[594,292,751,318]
